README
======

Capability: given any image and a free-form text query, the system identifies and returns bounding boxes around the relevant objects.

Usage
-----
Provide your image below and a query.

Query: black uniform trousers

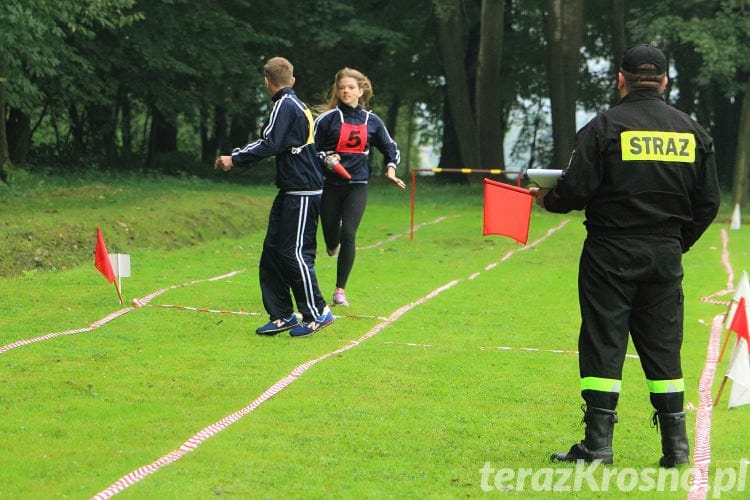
[578,234,685,410]
[260,192,326,322]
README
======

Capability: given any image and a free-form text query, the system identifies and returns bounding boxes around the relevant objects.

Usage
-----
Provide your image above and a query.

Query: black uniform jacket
[543,89,720,252]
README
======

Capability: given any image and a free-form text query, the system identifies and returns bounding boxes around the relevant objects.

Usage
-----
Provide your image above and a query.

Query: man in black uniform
[531,44,720,466]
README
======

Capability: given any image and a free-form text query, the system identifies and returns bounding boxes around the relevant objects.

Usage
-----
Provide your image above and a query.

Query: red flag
[726,297,750,407]
[729,297,750,350]
[483,178,533,244]
[95,227,116,283]
[95,228,124,304]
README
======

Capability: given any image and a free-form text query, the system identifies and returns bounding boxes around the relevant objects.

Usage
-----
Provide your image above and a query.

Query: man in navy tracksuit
[215,57,333,337]
[531,45,719,467]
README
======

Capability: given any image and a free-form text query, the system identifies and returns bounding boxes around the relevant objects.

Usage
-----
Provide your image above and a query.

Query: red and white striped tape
[92,221,571,498]
[146,303,388,321]
[687,313,724,499]
[688,229,736,500]
[0,270,245,357]
[0,308,132,356]
[91,278,464,499]
[145,303,261,316]
[700,229,734,306]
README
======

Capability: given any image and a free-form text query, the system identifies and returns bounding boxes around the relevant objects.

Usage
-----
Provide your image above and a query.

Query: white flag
[727,337,750,409]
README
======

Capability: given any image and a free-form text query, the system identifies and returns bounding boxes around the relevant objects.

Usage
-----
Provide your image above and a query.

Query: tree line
[1,0,748,204]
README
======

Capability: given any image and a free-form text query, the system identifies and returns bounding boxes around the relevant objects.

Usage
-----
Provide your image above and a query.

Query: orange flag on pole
[483,178,533,244]
[95,227,123,303]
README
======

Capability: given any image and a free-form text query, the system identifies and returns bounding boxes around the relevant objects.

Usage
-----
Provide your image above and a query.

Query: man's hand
[529,187,550,208]
[214,156,233,171]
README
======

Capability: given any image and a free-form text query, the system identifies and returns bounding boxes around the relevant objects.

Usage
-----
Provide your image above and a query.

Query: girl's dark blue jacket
[313,103,400,185]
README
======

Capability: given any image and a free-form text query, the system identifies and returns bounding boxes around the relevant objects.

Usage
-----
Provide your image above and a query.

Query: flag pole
[113,280,124,304]
[718,328,733,363]
[719,299,737,362]
[713,375,729,407]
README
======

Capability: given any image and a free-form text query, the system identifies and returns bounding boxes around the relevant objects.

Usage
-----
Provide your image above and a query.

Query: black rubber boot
[551,406,617,464]
[653,411,690,467]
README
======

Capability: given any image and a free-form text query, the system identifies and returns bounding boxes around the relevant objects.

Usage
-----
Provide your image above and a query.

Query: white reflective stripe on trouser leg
[295,195,321,318]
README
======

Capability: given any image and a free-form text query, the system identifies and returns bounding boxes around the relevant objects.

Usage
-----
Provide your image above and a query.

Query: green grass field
[1,172,748,498]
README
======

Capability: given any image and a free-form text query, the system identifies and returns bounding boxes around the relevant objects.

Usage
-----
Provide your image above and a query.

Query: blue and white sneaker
[289,307,334,337]
[256,315,299,335]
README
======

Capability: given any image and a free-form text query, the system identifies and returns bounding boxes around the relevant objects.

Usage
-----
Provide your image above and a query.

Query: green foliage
[0,173,747,497]
[633,0,750,93]
[2,0,749,203]
[0,0,140,107]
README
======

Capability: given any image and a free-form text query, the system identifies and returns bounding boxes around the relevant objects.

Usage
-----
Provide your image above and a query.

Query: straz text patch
[621,131,695,163]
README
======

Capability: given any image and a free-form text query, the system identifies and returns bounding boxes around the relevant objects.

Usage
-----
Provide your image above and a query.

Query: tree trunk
[385,95,400,141]
[710,91,740,187]
[87,103,117,166]
[150,107,178,154]
[147,105,178,167]
[732,81,750,207]
[476,0,505,170]
[403,101,414,174]
[609,0,626,106]
[434,0,479,168]
[0,53,9,181]
[68,104,86,158]
[438,96,466,183]
[207,105,230,157]
[383,94,401,174]
[7,108,31,164]
[545,0,583,169]
[229,112,253,151]
[119,88,133,158]
[200,106,211,162]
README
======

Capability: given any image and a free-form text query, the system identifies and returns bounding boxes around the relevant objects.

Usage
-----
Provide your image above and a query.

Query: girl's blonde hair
[319,67,374,112]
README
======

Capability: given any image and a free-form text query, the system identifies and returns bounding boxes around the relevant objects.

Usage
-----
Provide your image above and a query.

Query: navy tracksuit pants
[259,192,326,322]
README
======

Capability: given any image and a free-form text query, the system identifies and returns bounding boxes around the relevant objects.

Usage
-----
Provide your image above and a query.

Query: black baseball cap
[621,44,667,75]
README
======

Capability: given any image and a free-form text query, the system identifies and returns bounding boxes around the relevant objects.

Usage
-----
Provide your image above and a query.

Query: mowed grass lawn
[0,173,748,498]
